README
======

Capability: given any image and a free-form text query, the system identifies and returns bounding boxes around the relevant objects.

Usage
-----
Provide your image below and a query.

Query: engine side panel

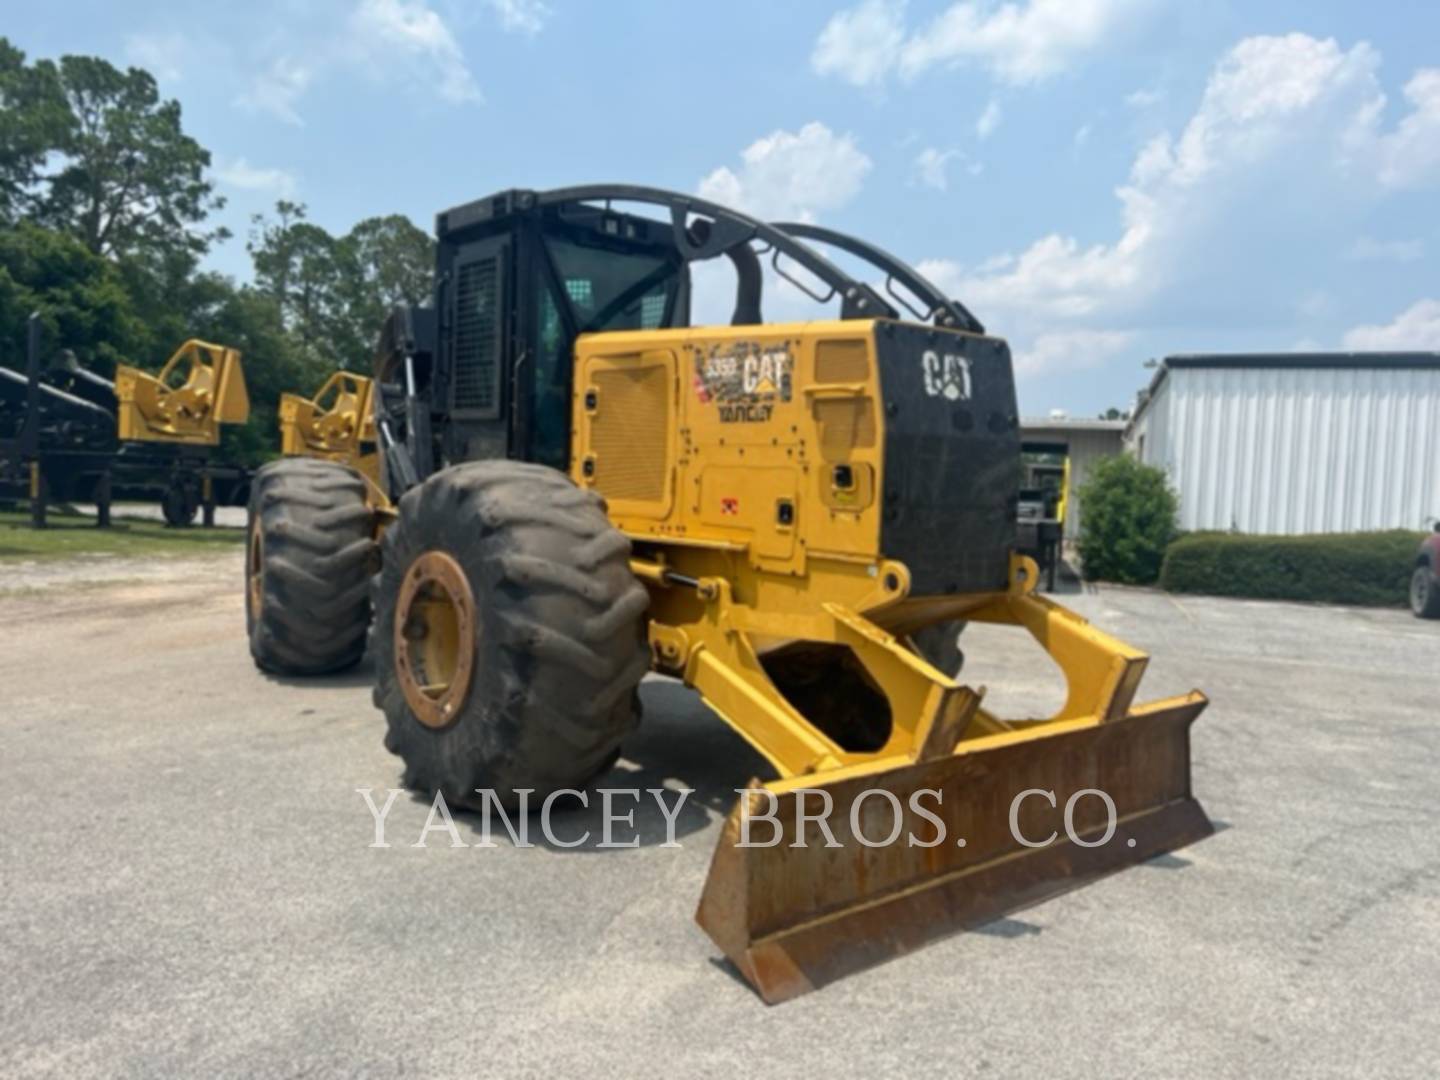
[573,322,888,579]
[573,319,1018,598]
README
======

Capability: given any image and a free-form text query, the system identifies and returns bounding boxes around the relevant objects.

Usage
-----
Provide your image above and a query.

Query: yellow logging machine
[248,186,1210,1002]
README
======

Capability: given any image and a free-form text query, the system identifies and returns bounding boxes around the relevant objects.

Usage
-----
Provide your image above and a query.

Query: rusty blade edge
[711,796,1213,1004]
[697,697,1212,1003]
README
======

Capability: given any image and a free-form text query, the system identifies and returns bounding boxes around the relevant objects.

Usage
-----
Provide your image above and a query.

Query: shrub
[1076,455,1178,584]
[1159,531,1425,606]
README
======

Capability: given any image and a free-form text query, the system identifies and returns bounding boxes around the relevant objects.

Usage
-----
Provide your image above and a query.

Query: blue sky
[10,0,1440,416]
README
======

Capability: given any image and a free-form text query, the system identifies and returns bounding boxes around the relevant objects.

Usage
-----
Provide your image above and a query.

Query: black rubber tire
[246,457,374,675]
[912,620,966,677]
[162,482,198,527]
[1412,565,1440,619]
[372,460,650,808]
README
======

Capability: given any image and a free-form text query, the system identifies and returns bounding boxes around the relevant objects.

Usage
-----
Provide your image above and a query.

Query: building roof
[1164,352,1440,370]
[1128,350,1440,430]
[1019,418,1127,432]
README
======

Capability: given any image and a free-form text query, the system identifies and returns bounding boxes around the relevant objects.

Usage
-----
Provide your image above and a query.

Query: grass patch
[0,505,245,561]
[1160,530,1424,607]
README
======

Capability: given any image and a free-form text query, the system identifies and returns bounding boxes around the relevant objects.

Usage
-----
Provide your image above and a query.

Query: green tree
[1076,455,1179,585]
[0,220,148,375]
[332,213,434,364]
[248,201,346,366]
[341,214,432,308]
[0,39,437,464]
[0,39,68,223]
[38,54,225,265]
[249,203,434,371]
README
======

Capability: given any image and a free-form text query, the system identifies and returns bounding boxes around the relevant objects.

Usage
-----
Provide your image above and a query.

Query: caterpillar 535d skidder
[245,185,1211,1002]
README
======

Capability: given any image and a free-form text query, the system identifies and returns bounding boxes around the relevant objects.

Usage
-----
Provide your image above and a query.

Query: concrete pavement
[1,555,1437,1078]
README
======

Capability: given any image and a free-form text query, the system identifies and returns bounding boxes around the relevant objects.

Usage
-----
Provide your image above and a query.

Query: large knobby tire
[1412,564,1440,619]
[372,460,650,808]
[246,458,375,675]
[912,620,966,677]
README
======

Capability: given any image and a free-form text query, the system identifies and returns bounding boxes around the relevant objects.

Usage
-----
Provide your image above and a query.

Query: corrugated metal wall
[1131,366,1440,533]
[1020,424,1125,539]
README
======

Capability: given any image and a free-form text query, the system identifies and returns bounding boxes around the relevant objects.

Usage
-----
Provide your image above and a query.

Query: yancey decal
[693,342,793,423]
[921,349,973,401]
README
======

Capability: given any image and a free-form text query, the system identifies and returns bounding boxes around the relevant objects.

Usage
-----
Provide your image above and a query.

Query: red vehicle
[1414,525,1440,618]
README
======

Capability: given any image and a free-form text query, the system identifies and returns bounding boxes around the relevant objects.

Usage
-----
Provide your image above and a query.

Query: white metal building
[1019,417,1126,540]
[1125,354,1440,534]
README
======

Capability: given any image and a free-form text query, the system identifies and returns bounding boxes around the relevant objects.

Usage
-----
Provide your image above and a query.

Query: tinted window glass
[543,236,679,333]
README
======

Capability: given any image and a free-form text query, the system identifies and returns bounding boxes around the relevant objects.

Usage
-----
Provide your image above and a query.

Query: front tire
[1412,565,1440,619]
[246,458,375,674]
[372,461,650,808]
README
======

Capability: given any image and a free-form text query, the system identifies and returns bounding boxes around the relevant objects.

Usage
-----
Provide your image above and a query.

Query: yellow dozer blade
[676,557,1211,1004]
[114,339,249,446]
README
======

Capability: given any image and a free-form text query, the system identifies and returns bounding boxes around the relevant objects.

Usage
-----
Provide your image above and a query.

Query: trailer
[0,313,251,528]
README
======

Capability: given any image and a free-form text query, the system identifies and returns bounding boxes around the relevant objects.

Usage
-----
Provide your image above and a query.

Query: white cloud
[1012,328,1135,377]
[1347,236,1424,262]
[236,57,313,126]
[1074,122,1092,147]
[124,31,189,82]
[1375,69,1440,189]
[975,99,1002,139]
[814,0,1150,88]
[935,35,1440,325]
[811,0,907,88]
[1342,299,1440,351]
[349,0,481,104]
[913,33,1440,385]
[213,158,297,197]
[698,122,872,222]
[912,147,960,190]
[487,0,552,35]
[237,0,480,124]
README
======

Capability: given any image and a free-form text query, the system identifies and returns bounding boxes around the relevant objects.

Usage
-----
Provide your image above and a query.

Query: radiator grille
[813,398,876,461]
[814,340,870,383]
[591,364,669,502]
[453,257,500,415]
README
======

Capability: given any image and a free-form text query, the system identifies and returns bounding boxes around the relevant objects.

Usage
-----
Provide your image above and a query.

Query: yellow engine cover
[571,321,885,578]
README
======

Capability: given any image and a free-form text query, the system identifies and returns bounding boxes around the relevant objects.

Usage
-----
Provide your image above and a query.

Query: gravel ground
[1,552,1437,1078]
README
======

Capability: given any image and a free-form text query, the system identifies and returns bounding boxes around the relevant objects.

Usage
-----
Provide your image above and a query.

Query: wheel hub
[394,550,477,729]
[247,522,264,619]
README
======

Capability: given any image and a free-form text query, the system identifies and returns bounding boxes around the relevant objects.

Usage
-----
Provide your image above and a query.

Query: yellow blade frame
[638,555,1212,1003]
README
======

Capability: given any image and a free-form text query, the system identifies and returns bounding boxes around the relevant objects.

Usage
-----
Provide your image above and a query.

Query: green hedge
[1076,455,1179,585]
[1159,530,1426,606]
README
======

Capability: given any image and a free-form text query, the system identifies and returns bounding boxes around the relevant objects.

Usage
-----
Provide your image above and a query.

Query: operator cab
[372,185,984,491]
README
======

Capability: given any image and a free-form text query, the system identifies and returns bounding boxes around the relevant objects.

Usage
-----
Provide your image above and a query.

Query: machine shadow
[444,676,775,852]
[262,655,377,690]
[1038,555,1088,597]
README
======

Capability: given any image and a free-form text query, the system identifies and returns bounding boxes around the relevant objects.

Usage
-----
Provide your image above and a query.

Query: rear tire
[246,458,374,674]
[1412,566,1440,619]
[912,620,966,677]
[372,460,650,808]
[162,482,198,527]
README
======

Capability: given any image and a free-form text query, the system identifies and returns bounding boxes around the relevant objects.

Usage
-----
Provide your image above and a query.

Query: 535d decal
[693,342,794,423]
